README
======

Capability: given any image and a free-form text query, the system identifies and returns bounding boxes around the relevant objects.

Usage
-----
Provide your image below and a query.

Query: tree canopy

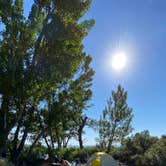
[0,0,94,164]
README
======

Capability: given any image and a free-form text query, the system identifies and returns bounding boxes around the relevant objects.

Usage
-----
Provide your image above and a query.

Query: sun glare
[111,52,127,71]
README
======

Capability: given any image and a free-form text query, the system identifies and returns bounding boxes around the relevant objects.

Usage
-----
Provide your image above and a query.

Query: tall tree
[0,0,94,163]
[68,55,94,149]
[0,0,45,157]
[39,54,94,157]
[98,85,133,152]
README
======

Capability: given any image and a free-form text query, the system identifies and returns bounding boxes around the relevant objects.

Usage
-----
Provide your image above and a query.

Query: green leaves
[111,131,166,166]
[52,0,92,22]
[79,19,95,36]
[144,136,166,166]
[98,85,133,152]
[0,0,94,159]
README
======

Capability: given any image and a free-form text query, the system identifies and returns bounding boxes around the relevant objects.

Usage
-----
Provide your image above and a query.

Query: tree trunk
[12,121,21,151]
[44,136,54,161]
[63,136,70,148]
[77,117,87,149]
[107,121,117,153]
[0,95,9,157]
[27,131,43,158]
[107,139,113,153]
[0,133,7,158]
[11,127,29,166]
[78,129,83,149]
[57,136,62,150]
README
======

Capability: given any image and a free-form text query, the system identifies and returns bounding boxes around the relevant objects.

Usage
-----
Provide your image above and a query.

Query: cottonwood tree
[0,0,46,159]
[0,0,94,164]
[69,55,94,149]
[98,85,133,152]
[38,55,94,158]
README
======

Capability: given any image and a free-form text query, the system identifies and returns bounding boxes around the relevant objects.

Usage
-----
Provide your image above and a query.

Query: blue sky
[24,0,166,145]
[83,0,166,145]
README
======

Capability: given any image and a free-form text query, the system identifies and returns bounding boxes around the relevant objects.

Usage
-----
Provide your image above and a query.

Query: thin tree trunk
[63,136,70,148]
[11,127,29,166]
[50,129,54,149]
[12,121,21,151]
[27,131,43,158]
[13,128,29,166]
[78,117,87,149]
[44,136,54,162]
[0,95,9,157]
[78,128,83,149]
[107,121,117,152]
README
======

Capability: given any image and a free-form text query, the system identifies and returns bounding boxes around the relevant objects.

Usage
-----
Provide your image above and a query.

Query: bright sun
[111,52,127,71]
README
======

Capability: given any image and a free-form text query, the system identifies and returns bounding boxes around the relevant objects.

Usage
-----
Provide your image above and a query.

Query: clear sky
[24,0,166,145]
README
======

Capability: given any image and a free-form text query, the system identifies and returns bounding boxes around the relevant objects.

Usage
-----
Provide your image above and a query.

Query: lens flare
[111,52,127,71]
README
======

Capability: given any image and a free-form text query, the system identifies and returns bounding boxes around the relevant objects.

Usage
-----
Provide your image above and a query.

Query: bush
[55,146,98,163]
[143,137,166,166]
[21,145,48,165]
[73,147,98,163]
[55,148,76,161]
[111,132,166,166]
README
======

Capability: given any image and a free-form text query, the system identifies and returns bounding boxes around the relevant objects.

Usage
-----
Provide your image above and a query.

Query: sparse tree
[98,85,133,152]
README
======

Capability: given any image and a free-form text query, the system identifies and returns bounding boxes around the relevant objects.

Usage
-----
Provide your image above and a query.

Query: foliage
[111,131,166,166]
[0,1,165,166]
[55,146,98,162]
[97,85,133,152]
[0,0,94,164]
[143,135,166,166]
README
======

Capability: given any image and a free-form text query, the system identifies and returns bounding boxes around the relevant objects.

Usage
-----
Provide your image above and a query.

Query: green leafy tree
[98,85,133,152]
[112,130,159,166]
[0,0,45,159]
[37,55,94,159]
[143,135,166,166]
[0,0,94,164]
[68,55,94,149]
